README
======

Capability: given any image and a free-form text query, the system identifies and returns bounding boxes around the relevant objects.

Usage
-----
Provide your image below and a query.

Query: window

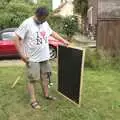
[1,32,15,40]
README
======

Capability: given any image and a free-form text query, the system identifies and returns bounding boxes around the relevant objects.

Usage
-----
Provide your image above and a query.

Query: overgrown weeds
[85,48,120,70]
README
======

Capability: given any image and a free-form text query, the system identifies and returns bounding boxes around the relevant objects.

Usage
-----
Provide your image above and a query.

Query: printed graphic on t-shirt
[36,31,47,45]
[29,31,48,48]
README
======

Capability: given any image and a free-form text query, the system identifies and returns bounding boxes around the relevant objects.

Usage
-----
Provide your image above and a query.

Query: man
[14,7,69,109]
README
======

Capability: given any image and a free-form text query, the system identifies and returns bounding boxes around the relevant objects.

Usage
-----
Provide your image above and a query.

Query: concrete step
[72,34,96,48]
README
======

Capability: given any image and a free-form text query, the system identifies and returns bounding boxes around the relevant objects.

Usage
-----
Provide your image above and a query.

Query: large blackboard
[58,46,85,105]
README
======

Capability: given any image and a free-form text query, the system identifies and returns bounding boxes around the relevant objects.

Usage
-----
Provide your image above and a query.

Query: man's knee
[41,72,50,80]
[29,80,37,84]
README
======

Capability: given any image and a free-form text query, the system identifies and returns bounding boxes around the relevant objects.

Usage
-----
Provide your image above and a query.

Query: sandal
[45,96,56,100]
[31,101,41,109]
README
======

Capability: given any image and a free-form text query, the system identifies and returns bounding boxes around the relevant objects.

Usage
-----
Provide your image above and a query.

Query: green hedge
[0,0,52,29]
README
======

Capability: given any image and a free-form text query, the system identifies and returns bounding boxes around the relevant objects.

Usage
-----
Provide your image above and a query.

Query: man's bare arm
[14,34,28,63]
[51,31,69,45]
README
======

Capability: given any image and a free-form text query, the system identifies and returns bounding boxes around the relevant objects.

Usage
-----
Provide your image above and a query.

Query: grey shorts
[26,61,51,82]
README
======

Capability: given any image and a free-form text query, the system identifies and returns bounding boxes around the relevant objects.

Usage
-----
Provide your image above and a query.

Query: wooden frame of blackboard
[57,45,85,107]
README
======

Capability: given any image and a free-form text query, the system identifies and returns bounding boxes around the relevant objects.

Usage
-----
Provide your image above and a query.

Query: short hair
[35,7,49,17]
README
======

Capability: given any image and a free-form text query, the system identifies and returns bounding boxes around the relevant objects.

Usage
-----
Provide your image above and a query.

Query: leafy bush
[62,15,79,39]
[48,15,64,34]
[0,0,52,29]
[48,15,80,39]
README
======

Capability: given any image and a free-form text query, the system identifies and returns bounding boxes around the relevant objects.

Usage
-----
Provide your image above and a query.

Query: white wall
[52,0,61,10]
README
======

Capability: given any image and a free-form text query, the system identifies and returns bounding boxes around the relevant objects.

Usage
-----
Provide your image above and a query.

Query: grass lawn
[0,61,120,120]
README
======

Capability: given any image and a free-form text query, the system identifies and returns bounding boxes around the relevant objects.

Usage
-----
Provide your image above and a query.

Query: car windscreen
[1,32,15,40]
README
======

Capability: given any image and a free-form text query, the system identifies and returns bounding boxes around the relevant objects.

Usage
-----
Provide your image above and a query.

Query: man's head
[34,7,49,25]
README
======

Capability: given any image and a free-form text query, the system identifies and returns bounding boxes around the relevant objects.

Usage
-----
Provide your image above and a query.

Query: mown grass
[0,61,120,120]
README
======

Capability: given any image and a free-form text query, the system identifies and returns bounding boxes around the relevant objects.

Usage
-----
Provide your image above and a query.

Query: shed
[88,0,120,55]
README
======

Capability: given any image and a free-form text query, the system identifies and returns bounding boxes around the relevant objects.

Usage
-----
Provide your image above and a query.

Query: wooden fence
[97,19,120,55]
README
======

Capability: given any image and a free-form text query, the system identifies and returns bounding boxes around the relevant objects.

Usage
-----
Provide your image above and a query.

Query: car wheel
[49,46,57,59]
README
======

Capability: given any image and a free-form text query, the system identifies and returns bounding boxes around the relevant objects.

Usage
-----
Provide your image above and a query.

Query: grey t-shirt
[15,17,53,62]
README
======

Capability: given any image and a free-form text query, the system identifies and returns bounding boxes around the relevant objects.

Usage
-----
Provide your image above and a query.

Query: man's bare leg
[27,82,36,103]
[40,73,49,97]
[41,72,56,100]
[27,82,41,109]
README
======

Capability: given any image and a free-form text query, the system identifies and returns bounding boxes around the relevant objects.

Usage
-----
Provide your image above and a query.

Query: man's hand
[51,31,70,46]
[21,56,29,64]
[63,40,70,46]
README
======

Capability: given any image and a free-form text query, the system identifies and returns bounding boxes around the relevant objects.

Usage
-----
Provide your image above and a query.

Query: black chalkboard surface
[58,45,85,105]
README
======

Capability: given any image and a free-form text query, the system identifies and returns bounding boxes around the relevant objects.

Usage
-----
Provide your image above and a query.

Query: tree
[73,0,88,34]
[73,0,88,18]
[0,0,12,9]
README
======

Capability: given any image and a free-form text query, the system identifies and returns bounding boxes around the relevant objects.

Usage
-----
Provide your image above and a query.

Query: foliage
[85,48,120,70]
[73,0,88,34]
[0,0,79,38]
[0,0,80,38]
[0,0,12,9]
[48,15,80,39]
[62,15,79,39]
[48,15,64,34]
[73,0,88,18]
[0,0,52,29]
